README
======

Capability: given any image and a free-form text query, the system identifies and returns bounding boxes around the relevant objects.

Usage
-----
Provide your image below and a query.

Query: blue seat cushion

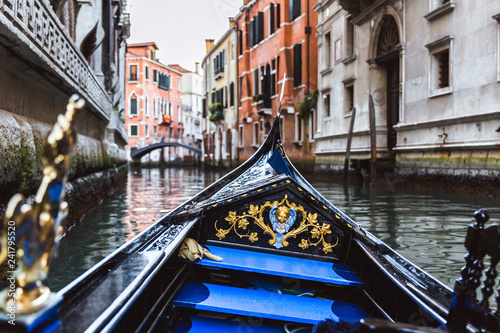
[173,282,368,325]
[196,245,364,287]
[172,315,285,333]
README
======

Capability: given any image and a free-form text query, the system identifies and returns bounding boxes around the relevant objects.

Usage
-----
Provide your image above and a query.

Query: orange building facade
[235,0,318,165]
[125,42,183,162]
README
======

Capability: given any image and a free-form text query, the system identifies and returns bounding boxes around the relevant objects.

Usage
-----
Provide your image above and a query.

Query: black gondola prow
[447,209,500,332]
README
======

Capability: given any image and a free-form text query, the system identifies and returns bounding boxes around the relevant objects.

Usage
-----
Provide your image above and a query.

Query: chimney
[205,39,215,53]
[195,62,200,74]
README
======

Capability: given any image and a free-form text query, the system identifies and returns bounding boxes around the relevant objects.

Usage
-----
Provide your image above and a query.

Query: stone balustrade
[0,0,112,120]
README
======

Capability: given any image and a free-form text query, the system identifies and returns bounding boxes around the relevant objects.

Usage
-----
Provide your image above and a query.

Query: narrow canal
[47,167,500,292]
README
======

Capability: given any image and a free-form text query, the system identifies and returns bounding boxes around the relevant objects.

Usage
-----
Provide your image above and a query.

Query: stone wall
[0,108,127,204]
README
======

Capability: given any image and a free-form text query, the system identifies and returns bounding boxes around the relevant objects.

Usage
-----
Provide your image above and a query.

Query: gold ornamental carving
[215,195,338,254]
[0,95,84,314]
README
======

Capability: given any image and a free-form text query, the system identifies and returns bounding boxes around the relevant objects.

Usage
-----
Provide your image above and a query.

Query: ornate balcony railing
[0,0,112,120]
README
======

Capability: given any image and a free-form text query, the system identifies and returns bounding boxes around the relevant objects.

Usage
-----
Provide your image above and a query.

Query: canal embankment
[0,108,129,229]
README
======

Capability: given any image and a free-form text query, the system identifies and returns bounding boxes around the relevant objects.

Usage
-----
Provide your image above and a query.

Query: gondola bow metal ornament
[0,95,84,314]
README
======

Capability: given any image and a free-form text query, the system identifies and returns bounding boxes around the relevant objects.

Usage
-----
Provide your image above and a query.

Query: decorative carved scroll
[0,95,83,314]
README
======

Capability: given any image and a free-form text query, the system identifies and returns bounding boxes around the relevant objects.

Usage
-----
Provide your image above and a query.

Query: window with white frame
[425,36,453,97]
[334,39,341,62]
[153,125,157,138]
[345,17,354,57]
[153,98,157,118]
[309,110,315,141]
[295,113,302,142]
[344,83,354,114]
[130,95,138,116]
[324,31,331,69]
[177,77,181,91]
[238,125,244,147]
[253,122,259,146]
[426,0,455,21]
[323,92,331,117]
[129,124,138,137]
[145,124,149,137]
[145,65,149,81]
[177,105,181,122]
[129,65,138,81]
[145,96,149,117]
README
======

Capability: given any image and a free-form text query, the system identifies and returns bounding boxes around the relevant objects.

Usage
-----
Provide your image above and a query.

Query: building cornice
[126,56,184,75]
[202,26,237,65]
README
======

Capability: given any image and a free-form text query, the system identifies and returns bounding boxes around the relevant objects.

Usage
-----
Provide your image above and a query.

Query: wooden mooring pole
[343,107,356,182]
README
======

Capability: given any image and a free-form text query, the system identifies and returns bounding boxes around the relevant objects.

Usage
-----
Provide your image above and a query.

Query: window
[238,125,244,147]
[129,124,138,137]
[323,92,330,117]
[426,0,456,21]
[231,42,235,61]
[239,76,243,100]
[345,18,354,57]
[324,32,331,69]
[279,116,284,141]
[258,12,264,42]
[153,125,157,138]
[145,65,149,80]
[230,82,235,107]
[270,3,275,35]
[214,50,225,77]
[177,77,181,91]
[253,122,259,146]
[293,43,302,87]
[130,95,138,116]
[153,69,158,83]
[239,30,243,55]
[289,0,301,21]
[177,105,181,122]
[145,96,149,117]
[159,73,170,90]
[129,65,138,81]
[169,102,172,116]
[344,84,354,114]
[145,124,149,137]
[276,3,281,28]
[153,98,157,117]
[254,69,259,95]
[271,59,277,96]
[295,113,302,142]
[425,36,453,96]
[334,39,341,62]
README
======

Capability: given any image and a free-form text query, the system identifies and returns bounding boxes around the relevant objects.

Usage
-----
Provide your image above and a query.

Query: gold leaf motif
[298,239,309,250]
[311,228,321,239]
[216,230,226,240]
[248,205,259,215]
[249,232,258,243]
[307,213,318,224]
[321,223,332,234]
[322,243,333,254]
[238,218,249,230]
[225,211,237,224]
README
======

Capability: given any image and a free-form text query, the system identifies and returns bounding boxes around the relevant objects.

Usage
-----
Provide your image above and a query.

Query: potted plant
[208,103,224,123]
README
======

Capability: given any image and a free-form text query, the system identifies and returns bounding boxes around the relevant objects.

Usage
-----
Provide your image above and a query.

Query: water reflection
[47,168,500,291]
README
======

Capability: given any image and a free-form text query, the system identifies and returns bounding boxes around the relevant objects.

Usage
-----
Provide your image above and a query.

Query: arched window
[130,94,138,116]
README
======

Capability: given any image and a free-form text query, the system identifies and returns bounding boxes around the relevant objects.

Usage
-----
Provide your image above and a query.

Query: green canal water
[47,167,500,292]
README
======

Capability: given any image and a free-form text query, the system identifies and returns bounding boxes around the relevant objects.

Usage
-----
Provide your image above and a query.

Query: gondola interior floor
[171,245,372,332]
[173,281,367,325]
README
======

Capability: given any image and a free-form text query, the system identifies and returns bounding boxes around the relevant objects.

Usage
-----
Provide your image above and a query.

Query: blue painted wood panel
[172,315,284,333]
[173,282,368,325]
[197,245,364,286]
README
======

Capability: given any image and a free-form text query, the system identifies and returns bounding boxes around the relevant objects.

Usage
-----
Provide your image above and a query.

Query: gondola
[1,96,500,333]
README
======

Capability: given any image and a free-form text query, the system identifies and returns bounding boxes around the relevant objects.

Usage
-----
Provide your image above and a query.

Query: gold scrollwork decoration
[0,95,84,314]
[214,195,338,254]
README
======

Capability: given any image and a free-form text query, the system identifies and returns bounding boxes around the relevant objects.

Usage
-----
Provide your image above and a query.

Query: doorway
[375,15,400,157]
